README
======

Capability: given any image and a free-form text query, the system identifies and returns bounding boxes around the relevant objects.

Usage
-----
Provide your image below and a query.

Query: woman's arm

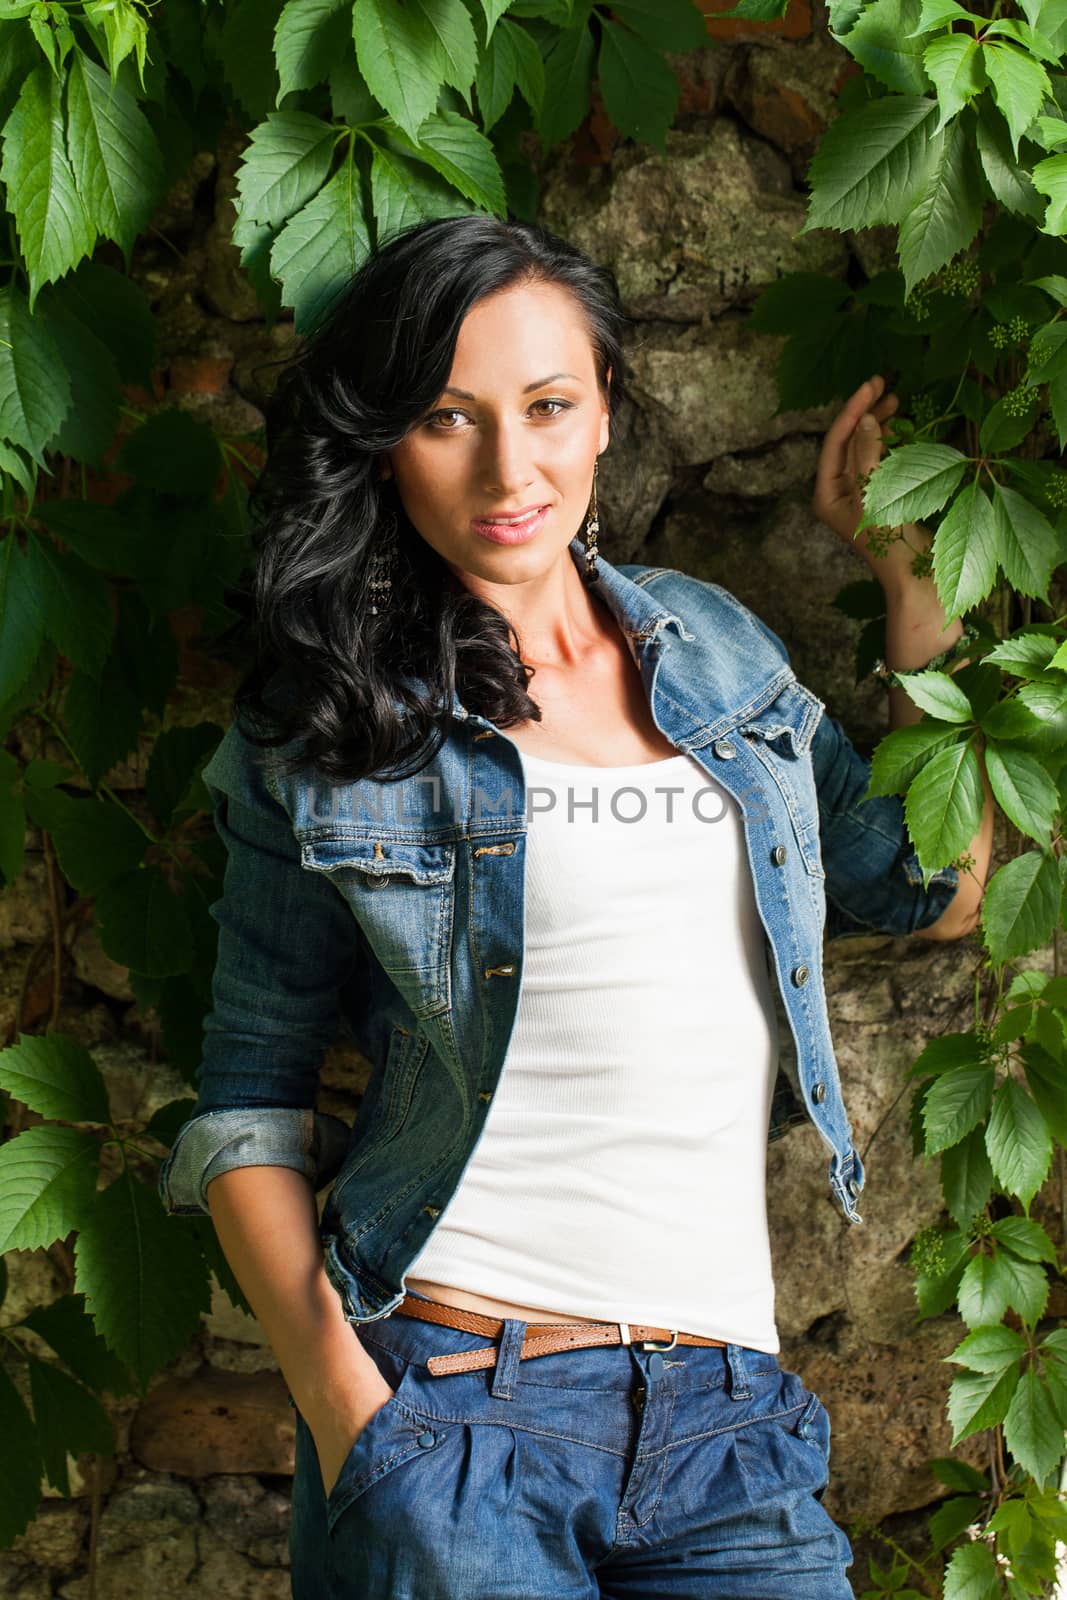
[206,1165,394,1499]
[813,375,994,942]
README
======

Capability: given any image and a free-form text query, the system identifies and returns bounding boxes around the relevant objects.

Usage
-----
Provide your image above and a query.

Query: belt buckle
[639,1329,679,1352]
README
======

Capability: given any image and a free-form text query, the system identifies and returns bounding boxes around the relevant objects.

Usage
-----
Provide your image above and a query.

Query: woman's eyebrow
[441,372,581,401]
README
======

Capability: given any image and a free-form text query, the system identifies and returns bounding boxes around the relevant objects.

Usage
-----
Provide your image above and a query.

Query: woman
[159,215,992,1598]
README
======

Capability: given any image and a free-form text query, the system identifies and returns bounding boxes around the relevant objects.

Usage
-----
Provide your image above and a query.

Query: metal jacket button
[848,1178,861,1197]
[772,844,787,866]
[712,739,737,759]
[812,1082,826,1103]
[792,964,810,986]
[417,1431,435,1448]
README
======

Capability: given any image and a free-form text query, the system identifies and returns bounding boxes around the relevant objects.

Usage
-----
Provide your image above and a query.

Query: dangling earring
[368,512,398,617]
[583,458,600,583]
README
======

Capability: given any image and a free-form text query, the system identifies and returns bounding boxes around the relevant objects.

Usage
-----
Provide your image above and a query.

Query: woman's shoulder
[614,562,793,670]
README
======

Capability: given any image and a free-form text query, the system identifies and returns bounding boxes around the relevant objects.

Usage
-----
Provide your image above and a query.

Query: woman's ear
[380,456,394,482]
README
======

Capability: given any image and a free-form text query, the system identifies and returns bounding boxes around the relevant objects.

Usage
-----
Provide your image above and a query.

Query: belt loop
[490,1316,527,1401]
[726,1343,752,1401]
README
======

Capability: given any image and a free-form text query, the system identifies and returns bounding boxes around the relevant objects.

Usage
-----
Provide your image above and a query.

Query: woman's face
[386,279,611,587]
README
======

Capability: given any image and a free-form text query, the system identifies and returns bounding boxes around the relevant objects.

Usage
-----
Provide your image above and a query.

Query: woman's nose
[479,419,535,496]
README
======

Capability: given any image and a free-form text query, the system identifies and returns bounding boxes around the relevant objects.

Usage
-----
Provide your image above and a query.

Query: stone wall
[3,9,1058,1594]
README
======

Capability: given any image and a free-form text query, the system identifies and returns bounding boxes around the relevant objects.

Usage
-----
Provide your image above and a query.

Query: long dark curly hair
[234,214,630,785]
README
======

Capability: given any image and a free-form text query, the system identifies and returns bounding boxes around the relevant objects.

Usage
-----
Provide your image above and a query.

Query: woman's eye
[427,409,468,430]
[530,399,571,418]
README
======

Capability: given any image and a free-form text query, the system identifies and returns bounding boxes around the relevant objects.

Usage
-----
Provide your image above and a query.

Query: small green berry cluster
[1044,472,1067,508]
[990,315,1032,349]
[938,256,981,297]
[910,546,934,580]
[951,848,976,872]
[910,1224,947,1277]
[970,1211,994,1238]
[911,392,940,429]
[904,285,933,322]
[863,524,903,559]
[1002,384,1038,418]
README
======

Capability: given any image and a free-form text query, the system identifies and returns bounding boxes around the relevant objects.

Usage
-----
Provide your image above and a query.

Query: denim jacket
[158,537,960,1327]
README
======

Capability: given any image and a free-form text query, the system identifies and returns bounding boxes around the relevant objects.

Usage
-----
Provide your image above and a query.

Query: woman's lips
[471,505,550,545]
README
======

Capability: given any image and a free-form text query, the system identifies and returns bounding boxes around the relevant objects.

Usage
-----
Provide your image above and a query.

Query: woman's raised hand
[812,374,922,586]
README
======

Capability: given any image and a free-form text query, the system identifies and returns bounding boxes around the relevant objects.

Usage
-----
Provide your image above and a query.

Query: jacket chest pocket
[300,835,455,1018]
[738,682,825,879]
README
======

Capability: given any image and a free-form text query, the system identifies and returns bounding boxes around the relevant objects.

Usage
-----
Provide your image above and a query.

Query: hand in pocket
[307,1368,397,1499]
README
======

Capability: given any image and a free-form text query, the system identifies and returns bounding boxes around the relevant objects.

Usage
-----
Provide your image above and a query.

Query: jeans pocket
[789,1389,832,1499]
[304,1347,451,1535]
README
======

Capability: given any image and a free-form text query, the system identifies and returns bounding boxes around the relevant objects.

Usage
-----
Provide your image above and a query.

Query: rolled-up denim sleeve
[810,709,960,940]
[157,721,361,1217]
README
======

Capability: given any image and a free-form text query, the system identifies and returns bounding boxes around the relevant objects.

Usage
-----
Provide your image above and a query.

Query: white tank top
[405,746,781,1352]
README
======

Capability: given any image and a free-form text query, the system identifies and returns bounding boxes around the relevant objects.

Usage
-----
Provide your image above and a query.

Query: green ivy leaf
[1003,1369,1065,1482]
[983,744,1059,842]
[922,1061,995,1154]
[234,110,337,230]
[0,1365,43,1547]
[369,143,468,245]
[948,1323,1027,1373]
[0,1125,101,1252]
[274,0,351,101]
[984,631,1060,675]
[748,273,851,335]
[58,260,156,387]
[1032,151,1067,234]
[933,480,999,617]
[0,535,46,705]
[904,739,985,865]
[219,0,285,121]
[895,669,973,722]
[991,481,1058,600]
[929,1494,983,1550]
[62,659,144,789]
[843,0,932,94]
[990,1215,1057,1262]
[957,1247,1044,1326]
[598,18,679,148]
[0,59,96,306]
[985,1077,1053,1208]
[0,1032,109,1121]
[538,16,595,146]
[984,41,1051,160]
[270,158,372,333]
[940,1124,994,1226]
[800,95,940,233]
[608,0,708,50]
[75,1170,212,1388]
[898,113,984,294]
[475,16,545,131]
[981,850,1061,962]
[22,789,146,896]
[21,534,114,678]
[33,285,121,466]
[1021,1042,1067,1145]
[941,1539,1000,1600]
[929,1456,991,1493]
[866,720,966,797]
[94,866,195,978]
[353,0,449,140]
[27,1356,114,1496]
[0,777,25,885]
[145,724,221,830]
[0,283,71,463]
[923,32,987,125]
[947,1363,1020,1441]
[976,95,1043,218]
[395,109,507,213]
[862,442,969,530]
[22,1292,134,1395]
[65,49,165,260]
[117,408,221,498]
[479,0,515,40]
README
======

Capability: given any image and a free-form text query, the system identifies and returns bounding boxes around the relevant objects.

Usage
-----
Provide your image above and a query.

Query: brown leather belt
[392,1293,728,1376]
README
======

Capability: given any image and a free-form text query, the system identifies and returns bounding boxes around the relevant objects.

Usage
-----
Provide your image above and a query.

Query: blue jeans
[288,1296,855,1599]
